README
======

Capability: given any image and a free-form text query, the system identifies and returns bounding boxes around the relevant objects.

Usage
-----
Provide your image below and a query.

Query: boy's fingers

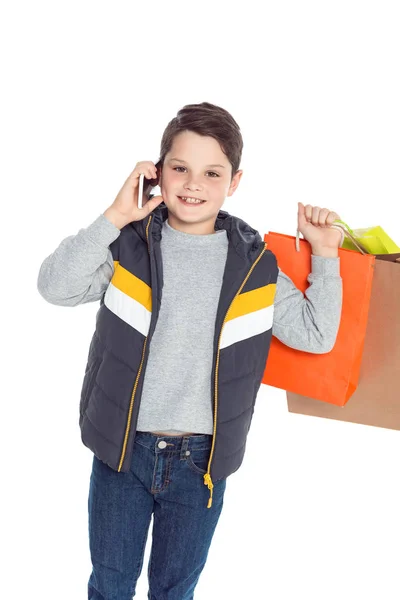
[297,201,305,215]
[326,211,340,225]
[304,204,313,222]
[297,202,307,227]
[311,206,321,225]
[144,194,164,214]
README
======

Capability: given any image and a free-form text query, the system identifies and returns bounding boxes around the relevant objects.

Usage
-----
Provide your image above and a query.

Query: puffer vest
[79,204,278,508]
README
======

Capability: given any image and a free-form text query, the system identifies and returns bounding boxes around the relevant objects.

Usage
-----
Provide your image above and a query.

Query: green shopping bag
[333,221,400,254]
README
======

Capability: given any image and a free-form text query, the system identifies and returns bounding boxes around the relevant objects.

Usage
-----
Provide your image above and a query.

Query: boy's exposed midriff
[151,431,197,436]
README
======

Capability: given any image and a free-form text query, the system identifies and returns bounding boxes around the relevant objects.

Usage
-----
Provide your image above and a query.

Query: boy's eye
[173,166,219,178]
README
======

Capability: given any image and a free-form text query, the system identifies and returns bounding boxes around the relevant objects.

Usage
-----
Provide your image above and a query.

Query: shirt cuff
[310,254,340,277]
[85,213,122,247]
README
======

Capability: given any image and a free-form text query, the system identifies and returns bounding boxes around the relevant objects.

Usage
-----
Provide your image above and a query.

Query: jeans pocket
[185,448,210,475]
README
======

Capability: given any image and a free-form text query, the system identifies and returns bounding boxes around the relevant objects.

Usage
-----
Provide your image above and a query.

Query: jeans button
[158,441,167,449]
[185,450,190,456]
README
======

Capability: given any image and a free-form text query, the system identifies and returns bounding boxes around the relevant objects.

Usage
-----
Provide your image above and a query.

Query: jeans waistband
[134,431,213,453]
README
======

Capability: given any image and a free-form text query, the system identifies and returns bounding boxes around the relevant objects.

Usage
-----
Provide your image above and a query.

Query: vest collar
[130,202,263,262]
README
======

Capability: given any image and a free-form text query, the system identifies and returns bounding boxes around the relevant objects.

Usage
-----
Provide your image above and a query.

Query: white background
[1,1,399,599]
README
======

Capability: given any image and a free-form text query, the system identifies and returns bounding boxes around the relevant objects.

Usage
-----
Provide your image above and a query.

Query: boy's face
[158,130,242,235]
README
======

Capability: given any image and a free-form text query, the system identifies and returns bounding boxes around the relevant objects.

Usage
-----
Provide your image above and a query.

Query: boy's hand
[298,202,342,257]
[104,161,164,229]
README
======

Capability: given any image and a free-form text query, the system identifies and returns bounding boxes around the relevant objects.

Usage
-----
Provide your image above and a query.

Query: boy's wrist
[311,245,339,258]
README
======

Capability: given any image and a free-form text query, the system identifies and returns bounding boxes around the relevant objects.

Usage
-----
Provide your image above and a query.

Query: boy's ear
[227,169,243,197]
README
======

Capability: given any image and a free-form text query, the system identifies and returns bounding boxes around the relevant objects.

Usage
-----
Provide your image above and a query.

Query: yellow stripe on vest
[226,284,276,322]
[111,262,152,312]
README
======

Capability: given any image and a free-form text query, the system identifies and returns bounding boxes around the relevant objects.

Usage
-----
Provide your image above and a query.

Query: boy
[37,102,342,600]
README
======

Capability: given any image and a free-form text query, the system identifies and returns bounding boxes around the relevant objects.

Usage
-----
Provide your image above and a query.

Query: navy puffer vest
[79,204,278,507]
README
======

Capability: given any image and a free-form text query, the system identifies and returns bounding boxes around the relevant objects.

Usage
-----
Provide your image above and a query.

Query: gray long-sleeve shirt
[37,213,343,435]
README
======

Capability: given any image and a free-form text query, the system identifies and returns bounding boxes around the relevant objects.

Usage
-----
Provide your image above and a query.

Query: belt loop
[181,435,190,459]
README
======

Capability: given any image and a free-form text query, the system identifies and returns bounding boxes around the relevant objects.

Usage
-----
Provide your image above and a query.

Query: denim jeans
[87,431,227,599]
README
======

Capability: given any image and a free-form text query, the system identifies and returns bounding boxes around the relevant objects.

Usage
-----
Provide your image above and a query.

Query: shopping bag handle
[295,219,368,254]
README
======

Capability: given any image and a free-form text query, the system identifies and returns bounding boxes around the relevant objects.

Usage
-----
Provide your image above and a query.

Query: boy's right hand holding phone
[104,161,163,230]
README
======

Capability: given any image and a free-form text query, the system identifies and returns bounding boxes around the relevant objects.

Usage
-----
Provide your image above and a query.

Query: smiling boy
[37,102,342,600]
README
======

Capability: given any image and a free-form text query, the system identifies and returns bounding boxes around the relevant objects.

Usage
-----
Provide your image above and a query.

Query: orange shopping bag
[261,231,376,406]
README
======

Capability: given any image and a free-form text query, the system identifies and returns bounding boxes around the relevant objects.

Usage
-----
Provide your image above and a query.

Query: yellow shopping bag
[334,221,400,254]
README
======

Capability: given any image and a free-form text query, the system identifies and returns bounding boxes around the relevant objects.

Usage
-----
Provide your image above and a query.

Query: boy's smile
[178,195,206,206]
[158,130,242,235]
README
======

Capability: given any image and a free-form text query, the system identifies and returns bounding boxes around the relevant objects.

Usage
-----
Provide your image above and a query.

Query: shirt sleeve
[272,256,343,353]
[36,213,119,306]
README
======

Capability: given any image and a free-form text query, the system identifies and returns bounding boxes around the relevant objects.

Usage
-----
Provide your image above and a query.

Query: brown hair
[157,102,243,181]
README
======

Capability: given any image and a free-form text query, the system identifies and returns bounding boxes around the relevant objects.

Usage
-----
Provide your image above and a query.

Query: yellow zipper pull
[204,472,214,508]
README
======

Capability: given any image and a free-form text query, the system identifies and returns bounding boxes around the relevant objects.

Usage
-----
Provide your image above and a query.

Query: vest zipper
[203,242,268,508]
[117,215,153,472]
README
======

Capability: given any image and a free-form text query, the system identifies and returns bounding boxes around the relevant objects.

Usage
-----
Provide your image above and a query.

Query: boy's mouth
[178,196,206,206]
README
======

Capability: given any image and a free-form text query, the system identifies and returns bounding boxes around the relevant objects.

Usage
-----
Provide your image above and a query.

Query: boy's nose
[184,181,202,191]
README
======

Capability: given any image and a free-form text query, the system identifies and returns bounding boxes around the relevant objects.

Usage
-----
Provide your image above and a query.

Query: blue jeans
[87,431,227,599]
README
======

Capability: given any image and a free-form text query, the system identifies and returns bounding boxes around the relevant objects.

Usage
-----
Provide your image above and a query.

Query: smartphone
[138,160,161,209]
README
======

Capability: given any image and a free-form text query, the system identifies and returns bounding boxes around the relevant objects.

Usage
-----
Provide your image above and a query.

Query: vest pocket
[79,357,101,417]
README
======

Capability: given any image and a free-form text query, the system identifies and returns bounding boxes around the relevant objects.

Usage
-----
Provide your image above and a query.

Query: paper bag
[287,254,400,430]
